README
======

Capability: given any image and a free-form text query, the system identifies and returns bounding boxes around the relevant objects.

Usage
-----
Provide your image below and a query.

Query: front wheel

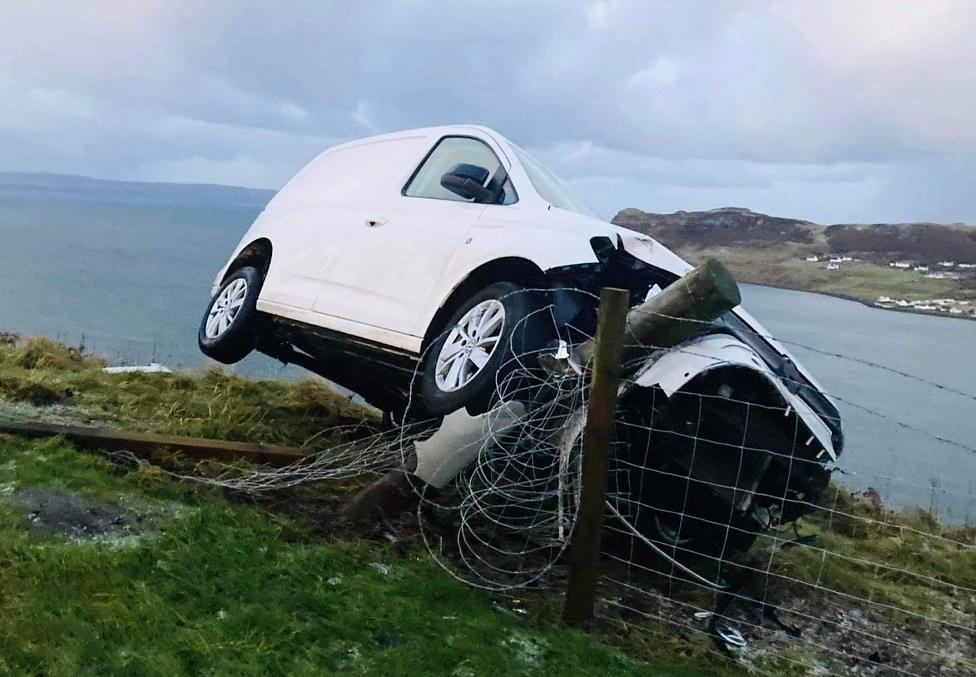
[417,281,550,416]
[198,266,264,364]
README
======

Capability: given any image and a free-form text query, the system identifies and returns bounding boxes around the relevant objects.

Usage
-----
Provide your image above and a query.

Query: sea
[1,173,974,522]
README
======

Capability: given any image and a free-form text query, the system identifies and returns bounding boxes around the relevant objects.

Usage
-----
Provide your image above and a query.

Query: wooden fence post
[563,287,629,627]
[562,259,741,628]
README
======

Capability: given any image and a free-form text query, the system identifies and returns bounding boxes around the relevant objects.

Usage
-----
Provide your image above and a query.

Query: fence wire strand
[58,287,975,675]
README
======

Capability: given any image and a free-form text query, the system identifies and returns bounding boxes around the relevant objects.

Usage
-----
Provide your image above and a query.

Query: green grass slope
[0,334,972,674]
[0,335,705,676]
[0,335,373,445]
[675,244,976,307]
[0,435,701,676]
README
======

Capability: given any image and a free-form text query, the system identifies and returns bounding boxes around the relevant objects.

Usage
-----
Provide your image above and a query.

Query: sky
[2,0,975,223]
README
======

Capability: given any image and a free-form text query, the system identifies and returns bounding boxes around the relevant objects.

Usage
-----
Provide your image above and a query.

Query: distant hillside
[0,172,276,210]
[612,207,976,316]
[824,223,976,264]
[614,206,818,248]
[613,207,976,264]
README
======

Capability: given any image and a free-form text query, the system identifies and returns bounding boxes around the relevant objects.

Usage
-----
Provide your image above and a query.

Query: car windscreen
[510,143,597,218]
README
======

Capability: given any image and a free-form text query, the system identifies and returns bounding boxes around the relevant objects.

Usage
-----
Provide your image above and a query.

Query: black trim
[257,316,420,414]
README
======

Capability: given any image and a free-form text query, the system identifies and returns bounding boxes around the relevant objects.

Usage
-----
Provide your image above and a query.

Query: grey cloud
[0,0,974,222]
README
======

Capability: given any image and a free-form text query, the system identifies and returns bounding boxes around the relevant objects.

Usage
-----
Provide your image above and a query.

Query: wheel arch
[223,238,273,282]
[421,257,548,350]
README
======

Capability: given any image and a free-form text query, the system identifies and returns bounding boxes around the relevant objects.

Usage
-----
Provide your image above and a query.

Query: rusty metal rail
[0,421,309,467]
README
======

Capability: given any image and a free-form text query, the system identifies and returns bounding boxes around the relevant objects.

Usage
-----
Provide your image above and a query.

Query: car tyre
[418,281,550,416]
[198,266,264,364]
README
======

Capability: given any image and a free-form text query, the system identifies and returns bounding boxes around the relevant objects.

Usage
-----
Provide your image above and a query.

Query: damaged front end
[412,236,841,563]
[608,334,839,560]
[545,236,843,557]
[544,234,685,342]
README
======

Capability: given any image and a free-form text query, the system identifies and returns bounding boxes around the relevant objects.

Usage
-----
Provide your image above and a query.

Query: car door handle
[365,217,388,228]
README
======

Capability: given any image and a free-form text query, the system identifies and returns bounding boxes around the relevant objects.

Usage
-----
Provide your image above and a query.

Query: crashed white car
[201,125,842,553]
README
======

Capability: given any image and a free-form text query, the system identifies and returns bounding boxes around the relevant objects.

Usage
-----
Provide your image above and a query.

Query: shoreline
[741,281,976,322]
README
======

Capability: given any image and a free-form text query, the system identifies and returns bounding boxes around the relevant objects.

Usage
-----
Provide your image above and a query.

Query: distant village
[802,255,976,317]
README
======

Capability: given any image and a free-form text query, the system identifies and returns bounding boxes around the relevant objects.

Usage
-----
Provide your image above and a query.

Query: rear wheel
[198,266,264,364]
[418,281,550,416]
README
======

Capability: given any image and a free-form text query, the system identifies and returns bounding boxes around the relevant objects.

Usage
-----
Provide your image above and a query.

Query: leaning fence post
[563,286,629,627]
[572,258,742,367]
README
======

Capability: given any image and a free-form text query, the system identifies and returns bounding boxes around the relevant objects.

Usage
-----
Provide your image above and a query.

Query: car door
[258,133,432,312]
[312,135,514,339]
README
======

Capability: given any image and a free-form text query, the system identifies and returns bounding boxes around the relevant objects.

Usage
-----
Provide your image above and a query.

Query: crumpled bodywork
[610,332,838,548]
[632,333,836,461]
[411,236,843,558]
[544,235,842,457]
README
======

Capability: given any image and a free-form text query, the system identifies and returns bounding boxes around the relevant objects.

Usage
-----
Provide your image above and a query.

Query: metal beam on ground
[0,421,308,467]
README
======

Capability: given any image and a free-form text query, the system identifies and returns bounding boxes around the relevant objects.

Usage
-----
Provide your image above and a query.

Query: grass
[0,434,706,676]
[1,334,973,674]
[677,244,976,308]
[0,336,374,446]
[0,336,711,675]
[758,486,976,621]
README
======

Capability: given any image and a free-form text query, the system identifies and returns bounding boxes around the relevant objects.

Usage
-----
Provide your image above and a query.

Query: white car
[201,125,842,552]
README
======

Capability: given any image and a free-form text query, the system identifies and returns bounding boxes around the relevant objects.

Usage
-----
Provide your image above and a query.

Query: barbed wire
[10,286,971,674]
[99,423,411,491]
[399,289,975,674]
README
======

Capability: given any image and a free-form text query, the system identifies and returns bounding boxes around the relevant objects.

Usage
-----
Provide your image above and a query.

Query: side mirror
[441,164,493,203]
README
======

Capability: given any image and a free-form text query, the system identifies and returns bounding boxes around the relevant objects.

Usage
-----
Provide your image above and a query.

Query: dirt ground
[605,564,975,676]
[7,488,159,543]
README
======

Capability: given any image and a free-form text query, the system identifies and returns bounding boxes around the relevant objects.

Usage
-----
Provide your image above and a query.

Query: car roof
[328,125,507,153]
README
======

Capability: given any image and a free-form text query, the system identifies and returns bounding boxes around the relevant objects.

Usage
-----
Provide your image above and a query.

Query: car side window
[404,136,517,205]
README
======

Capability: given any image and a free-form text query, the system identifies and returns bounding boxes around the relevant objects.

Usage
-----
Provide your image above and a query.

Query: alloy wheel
[206,278,248,339]
[434,299,506,392]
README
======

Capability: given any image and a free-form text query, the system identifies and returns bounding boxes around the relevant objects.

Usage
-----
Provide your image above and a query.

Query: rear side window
[404,136,517,205]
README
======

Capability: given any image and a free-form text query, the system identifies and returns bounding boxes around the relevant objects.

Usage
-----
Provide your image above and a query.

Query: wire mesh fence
[399,287,976,675]
[9,283,972,675]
